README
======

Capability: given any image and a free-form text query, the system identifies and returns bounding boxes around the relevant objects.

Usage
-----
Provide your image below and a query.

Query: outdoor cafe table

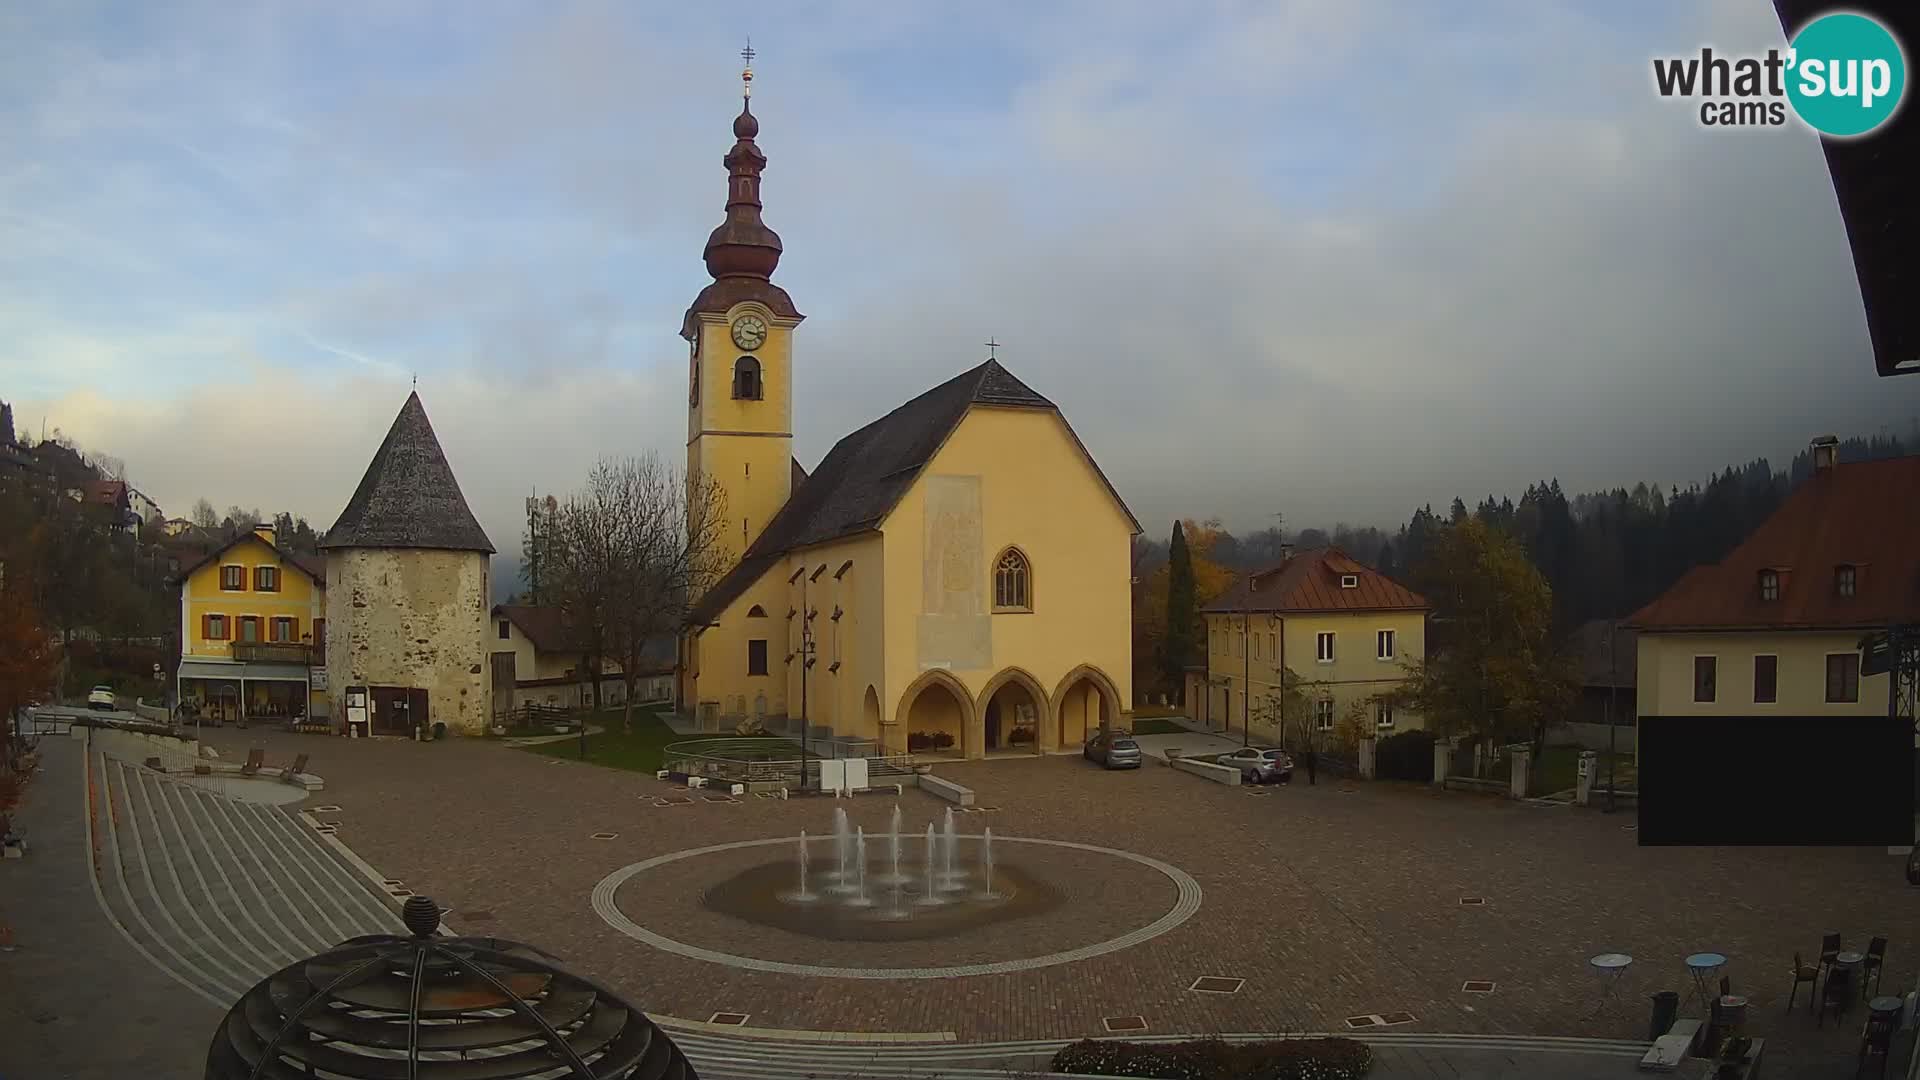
[1685,952,1727,1015]
[1833,951,1866,1013]
[1588,953,1634,1017]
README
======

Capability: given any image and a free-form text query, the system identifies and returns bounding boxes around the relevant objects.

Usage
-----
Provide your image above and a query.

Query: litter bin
[1649,991,1680,1040]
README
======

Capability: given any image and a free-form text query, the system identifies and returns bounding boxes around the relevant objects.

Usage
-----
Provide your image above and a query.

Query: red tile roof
[1627,455,1920,631]
[1202,547,1428,615]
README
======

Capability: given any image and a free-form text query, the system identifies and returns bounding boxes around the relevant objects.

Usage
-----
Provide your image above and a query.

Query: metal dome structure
[205,896,697,1079]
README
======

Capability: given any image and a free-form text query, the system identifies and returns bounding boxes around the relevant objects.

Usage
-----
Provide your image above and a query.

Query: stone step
[238,798,400,939]
[118,763,263,992]
[146,772,306,975]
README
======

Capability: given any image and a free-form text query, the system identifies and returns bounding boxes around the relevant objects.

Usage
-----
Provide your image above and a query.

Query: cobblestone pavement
[199,729,1908,1075]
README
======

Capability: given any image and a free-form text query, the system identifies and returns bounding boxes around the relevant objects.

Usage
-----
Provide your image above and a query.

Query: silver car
[1216,746,1293,784]
[1084,731,1143,769]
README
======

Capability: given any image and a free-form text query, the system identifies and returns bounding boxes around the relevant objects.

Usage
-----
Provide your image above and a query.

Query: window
[747,639,769,676]
[1268,632,1276,659]
[238,616,261,644]
[204,614,229,640]
[1376,629,1396,660]
[1753,655,1777,704]
[1316,631,1335,663]
[498,619,511,640]
[255,565,279,592]
[220,565,245,591]
[1313,698,1335,731]
[747,604,768,618]
[1693,656,1717,703]
[270,617,295,643]
[993,548,1031,611]
[1835,564,1856,597]
[1374,701,1395,729]
[1825,653,1860,703]
[1340,574,1359,589]
[1758,570,1779,602]
[1252,635,1261,660]
[732,356,762,400]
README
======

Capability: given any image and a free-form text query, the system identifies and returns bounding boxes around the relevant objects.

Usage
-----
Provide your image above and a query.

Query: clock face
[731,314,768,351]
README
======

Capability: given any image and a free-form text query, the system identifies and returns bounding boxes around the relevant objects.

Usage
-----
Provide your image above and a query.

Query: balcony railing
[230,642,321,665]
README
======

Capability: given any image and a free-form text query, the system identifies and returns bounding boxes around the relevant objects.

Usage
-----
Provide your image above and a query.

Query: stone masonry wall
[325,548,489,735]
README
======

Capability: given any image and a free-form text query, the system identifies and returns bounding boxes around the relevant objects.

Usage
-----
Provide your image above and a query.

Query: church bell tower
[684,46,804,568]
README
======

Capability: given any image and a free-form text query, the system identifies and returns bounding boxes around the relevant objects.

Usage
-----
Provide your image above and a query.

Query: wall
[1204,608,1426,741]
[180,534,325,659]
[1635,630,1885,719]
[881,405,1135,756]
[687,303,796,557]
[326,548,489,735]
[488,616,622,683]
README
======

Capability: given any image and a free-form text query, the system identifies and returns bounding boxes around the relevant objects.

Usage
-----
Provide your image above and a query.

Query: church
[677,63,1139,758]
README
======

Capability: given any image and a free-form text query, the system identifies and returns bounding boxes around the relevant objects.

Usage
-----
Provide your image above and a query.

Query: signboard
[309,668,329,691]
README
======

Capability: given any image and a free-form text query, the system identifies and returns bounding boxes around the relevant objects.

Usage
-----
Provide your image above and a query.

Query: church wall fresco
[917,473,993,672]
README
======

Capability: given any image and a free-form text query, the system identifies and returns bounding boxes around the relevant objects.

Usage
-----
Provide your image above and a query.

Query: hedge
[1376,729,1436,781]
[1052,1036,1373,1080]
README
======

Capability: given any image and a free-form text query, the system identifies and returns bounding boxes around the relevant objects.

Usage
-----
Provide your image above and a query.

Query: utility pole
[1606,620,1618,813]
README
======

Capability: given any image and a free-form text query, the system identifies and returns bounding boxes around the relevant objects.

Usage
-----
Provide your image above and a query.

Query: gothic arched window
[733,356,762,400]
[747,605,767,618]
[993,547,1032,612]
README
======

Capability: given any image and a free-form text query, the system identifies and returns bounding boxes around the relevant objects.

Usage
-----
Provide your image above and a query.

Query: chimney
[1810,435,1839,474]
[253,522,275,547]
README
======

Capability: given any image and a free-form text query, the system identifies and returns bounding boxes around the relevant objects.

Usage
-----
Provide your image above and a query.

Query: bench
[919,774,975,807]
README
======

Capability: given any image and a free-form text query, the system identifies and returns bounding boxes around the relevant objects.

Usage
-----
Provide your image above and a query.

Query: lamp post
[1242,612,1252,748]
[1606,621,1618,814]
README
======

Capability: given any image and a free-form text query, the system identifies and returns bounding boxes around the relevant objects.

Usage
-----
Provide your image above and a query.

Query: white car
[87,686,116,711]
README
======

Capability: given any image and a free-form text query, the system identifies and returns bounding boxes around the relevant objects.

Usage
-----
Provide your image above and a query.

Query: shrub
[1376,729,1436,781]
[1053,1036,1373,1080]
[907,730,957,752]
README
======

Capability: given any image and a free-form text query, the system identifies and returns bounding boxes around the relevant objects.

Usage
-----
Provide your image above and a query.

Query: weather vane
[984,337,1001,360]
[741,38,755,98]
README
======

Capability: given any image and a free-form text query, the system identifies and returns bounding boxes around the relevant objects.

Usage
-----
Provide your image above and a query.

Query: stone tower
[321,392,495,736]
[683,52,804,569]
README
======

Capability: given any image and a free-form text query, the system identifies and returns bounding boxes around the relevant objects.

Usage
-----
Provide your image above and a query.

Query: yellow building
[677,77,1139,758]
[1190,547,1428,746]
[173,524,329,724]
[1627,440,1917,741]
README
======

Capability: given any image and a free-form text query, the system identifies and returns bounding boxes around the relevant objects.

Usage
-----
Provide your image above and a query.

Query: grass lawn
[1129,717,1189,735]
[1535,746,1637,794]
[523,708,695,773]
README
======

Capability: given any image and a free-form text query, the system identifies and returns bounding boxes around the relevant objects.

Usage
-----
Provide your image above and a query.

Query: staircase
[84,745,404,1008]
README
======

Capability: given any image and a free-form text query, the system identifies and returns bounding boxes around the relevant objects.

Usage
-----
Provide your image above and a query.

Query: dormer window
[1835,564,1856,598]
[732,356,762,400]
[1339,574,1359,589]
[1758,570,1779,602]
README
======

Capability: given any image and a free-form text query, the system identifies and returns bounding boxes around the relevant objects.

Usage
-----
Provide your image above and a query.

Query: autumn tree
[0,593,56,769]
[1396,517,1576,787]
[190,498,219,529]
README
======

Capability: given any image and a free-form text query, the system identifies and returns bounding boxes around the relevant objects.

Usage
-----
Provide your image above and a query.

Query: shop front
[176,659,324,726]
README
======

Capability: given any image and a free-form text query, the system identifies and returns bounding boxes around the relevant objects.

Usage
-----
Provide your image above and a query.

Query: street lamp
[1606,621,1618,814]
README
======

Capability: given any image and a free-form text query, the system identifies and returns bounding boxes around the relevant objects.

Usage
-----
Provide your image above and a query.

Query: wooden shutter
[202,613,211,641]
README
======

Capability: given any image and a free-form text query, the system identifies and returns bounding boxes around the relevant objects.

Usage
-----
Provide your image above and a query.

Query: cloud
[1,0,1904,556]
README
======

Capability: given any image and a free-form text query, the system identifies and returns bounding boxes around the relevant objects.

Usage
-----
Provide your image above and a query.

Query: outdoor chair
[1819,932,1843,984]
[239,748,265,777]
[277,753,310,784]
[1857,1007,1897,1079]
[1785,951,1819,1013]
[1817,964,1853,1029]
[1859,937,1887,996]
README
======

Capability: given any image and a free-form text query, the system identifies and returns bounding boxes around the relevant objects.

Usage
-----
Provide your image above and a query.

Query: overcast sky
[2,0,1908,554]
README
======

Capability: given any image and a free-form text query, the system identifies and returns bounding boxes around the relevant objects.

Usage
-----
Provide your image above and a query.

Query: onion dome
[204,896,697,1079]
[702,97,784,281]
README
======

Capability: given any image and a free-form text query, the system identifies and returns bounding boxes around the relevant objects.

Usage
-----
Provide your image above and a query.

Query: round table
[1870,996,1903,1015]
[1588,953,1634,1017]
[1685,952,1727,1015]
[1830,952,1865,1014]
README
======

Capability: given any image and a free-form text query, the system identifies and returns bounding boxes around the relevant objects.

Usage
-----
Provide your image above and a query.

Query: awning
[177,660,315,683]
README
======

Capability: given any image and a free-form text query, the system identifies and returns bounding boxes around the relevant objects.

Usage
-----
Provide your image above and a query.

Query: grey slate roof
[687,358,1138,626]
[320,392,496,553]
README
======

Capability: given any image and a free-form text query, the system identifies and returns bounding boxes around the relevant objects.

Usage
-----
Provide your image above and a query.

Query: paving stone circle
[592,834,1203,980]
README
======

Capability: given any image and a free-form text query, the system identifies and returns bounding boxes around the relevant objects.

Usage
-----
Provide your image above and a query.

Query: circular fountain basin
[703,860,1058,942]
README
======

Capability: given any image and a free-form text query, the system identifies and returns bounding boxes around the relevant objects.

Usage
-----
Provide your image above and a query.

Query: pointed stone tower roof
[320,392,495,553]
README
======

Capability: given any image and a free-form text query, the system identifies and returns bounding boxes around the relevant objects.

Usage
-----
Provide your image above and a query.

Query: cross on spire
[984,337,1001,360]
[741,38,755,97]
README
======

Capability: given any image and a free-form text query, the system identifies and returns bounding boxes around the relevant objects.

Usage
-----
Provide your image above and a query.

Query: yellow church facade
[677,76,1137,758]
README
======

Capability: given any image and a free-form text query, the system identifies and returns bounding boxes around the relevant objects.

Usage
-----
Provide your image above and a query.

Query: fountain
[702,807,1061,941]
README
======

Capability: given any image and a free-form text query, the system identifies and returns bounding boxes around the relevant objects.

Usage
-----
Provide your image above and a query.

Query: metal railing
[229,642,321,665]
[663,737,918,786]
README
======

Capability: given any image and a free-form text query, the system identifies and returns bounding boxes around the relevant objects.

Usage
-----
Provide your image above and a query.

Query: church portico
[896,669,975,757]
[977,667,1049,755]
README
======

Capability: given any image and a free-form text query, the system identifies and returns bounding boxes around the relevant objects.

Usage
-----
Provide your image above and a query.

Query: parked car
[87,685,117,711]
[1216,746,1293,784]
[1084,731,1143,770]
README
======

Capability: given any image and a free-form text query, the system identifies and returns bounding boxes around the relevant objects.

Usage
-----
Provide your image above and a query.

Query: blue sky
[0,1,1903,550]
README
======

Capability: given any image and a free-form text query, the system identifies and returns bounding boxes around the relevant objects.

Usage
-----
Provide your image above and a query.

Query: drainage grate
[1459,896,1487,906]
[590,832,619,840]
[1461,981,1496,994]
[381,879,403,888]
[316,825,338,835]
[1343,1016,1380,1029]
[1378,1012,1417,1025]
[321,821,342,830]
[1243,789,1270,797]
[655,796,695,807]
[463,910,495,922]
[312,805,343,813]
[1102,1016,1147,1033]
[702,795,739,804]
[754,792,780,799]
[389,888,414,898]
[1188,976,1245,994]
[708,1012,750,1026]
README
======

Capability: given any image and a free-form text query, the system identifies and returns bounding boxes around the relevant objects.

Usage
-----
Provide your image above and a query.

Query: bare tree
[94,453,126,482]
[225,506,261,530]
[548,456,729,733]
[190,498,219,529]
